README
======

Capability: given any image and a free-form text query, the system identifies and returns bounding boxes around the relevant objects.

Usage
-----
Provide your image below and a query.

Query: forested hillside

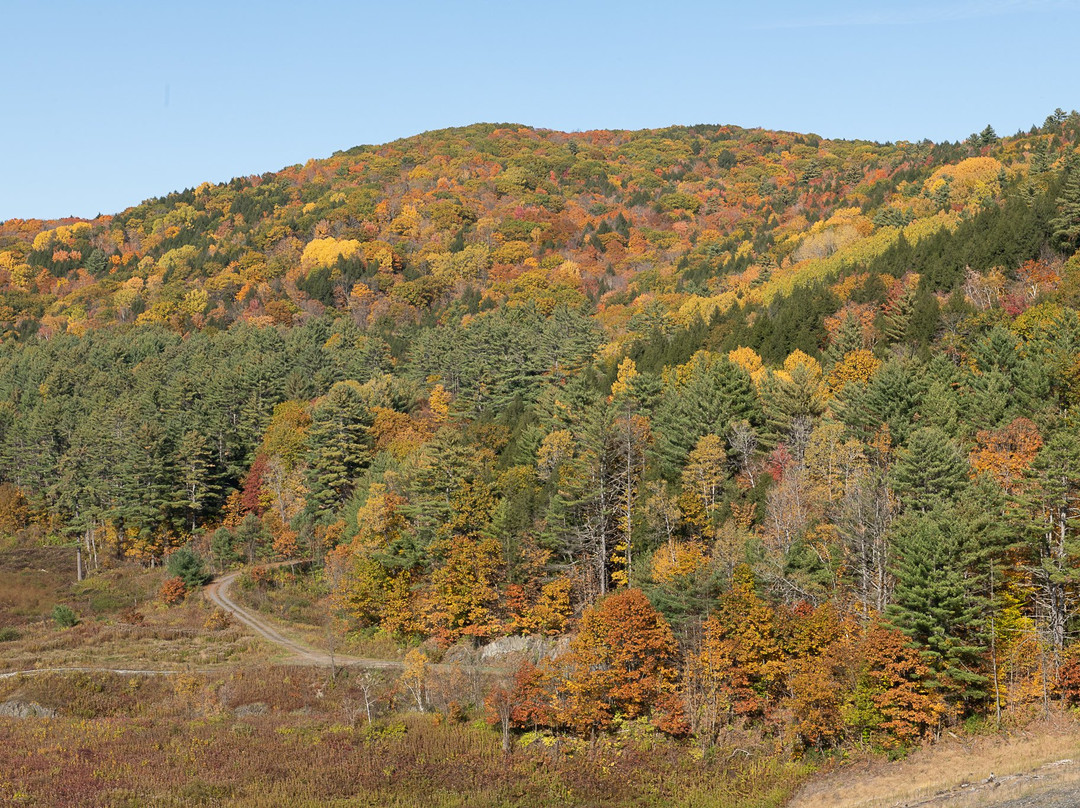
[2,109,1080,752]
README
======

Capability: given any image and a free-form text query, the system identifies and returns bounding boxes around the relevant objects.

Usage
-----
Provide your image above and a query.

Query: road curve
[203,565,402,671]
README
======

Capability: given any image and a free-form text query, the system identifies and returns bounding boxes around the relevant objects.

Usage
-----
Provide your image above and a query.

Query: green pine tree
[306,381,373,520]
[1015,430,1080,651]
[839,359,922,445]
[177,429,221,532]
[1050,170,1080,251]
[881,288,915,345]
[891,427,969,513]
[887,511,990,708]
[166,545,212,589]
[822,312,863,369]
[653,356,759,476]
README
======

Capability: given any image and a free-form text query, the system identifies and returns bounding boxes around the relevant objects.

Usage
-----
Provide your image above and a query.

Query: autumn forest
[3,111,1080,805]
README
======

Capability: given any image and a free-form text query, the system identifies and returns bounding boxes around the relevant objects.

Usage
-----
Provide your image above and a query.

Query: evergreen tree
[822,313,863,369]
[892,427,969,513]
[920,378,960,437]
[1016,430,1080,651]
[760,358,826,448]
[881,288,914,345]
[965,328,1052,429]
[1050,169,1080,251]
[306,381,373,520]
[887,511,989,707]
[652,355,759,477]
[177,429,221,531]
[840,359,922,444]
[166,545,212,589]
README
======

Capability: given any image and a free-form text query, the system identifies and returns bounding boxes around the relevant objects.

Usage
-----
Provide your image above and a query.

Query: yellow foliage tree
[680,434,728,536]
[926,157,1002,210]
[727,345,766,386]
[610,357,639,399]
[651,541,709,583]
[827,349,881,390]
[428,383,452,425]
[300,237,362,269]
[421,533,504,647]
[537,429,574,480]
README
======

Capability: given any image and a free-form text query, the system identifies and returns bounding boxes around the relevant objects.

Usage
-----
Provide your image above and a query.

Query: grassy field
[0,665,809,808]
[0,545,809,807]
[7,546,1080,808]
[0,544,80,625]
[0,546,267,673]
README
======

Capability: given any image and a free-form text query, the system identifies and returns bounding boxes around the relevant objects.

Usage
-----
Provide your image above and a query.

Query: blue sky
[3,0,1078,221]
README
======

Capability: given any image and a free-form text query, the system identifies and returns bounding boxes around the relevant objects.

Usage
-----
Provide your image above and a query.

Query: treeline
[0,317,390,559]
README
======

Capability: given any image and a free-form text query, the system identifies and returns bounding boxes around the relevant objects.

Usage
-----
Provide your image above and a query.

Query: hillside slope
[1,111,1080,757]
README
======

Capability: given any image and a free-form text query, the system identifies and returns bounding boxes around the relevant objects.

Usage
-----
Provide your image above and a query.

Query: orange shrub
[159,576,187,605]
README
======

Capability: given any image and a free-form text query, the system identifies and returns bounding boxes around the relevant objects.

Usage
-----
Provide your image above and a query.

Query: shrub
[0,626,20,642]
[203,610,232,631]
[52,604,79,628]
[1058,652,1080,706]
[159,577,188,606]
[119,608,145,625]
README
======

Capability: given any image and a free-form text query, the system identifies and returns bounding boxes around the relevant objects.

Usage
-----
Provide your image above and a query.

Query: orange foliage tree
[557,588,680,733]
[683,567,783,741]
[969,417,1042,494]
[850,624,945,748]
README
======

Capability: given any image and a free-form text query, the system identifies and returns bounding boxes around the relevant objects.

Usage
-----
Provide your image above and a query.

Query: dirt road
[203,567,402,670]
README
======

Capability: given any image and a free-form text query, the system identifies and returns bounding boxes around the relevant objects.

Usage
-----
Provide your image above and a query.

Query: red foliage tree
[240,454,269,515]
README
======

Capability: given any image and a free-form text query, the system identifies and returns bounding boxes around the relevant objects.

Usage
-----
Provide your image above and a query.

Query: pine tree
[166,545,212,589]
[653,354,758,477]
[920,378,960,437]
[1030,141,1052,175]
[822,313,864,369]
[887,511,989,706]
[760,354,826,448]
[840,359,921,444]
[306,381,373,521]
[1050,170,1080,251]
[881,288,915,345]
[1016,430,1080,651]
[177,429,220,532]
[891,427,969,513]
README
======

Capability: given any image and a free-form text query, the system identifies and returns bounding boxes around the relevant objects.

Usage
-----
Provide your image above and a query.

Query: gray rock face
[0,700,56,718]
[479,635,570,662]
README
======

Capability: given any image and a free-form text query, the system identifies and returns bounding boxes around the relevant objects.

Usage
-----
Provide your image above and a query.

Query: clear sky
[3,0,1078,221]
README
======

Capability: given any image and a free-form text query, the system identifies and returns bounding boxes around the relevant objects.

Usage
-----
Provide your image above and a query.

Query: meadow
[0,665,807,808]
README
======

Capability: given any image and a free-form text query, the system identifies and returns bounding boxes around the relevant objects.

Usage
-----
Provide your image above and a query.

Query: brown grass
[0,667,810,808]
[0,616,265,672]
[788,715,1080,808]
[0,547,273,672]
[0,545,76,622]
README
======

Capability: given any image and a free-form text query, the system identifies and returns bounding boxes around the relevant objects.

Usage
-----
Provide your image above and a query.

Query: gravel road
[203,566,402,670]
